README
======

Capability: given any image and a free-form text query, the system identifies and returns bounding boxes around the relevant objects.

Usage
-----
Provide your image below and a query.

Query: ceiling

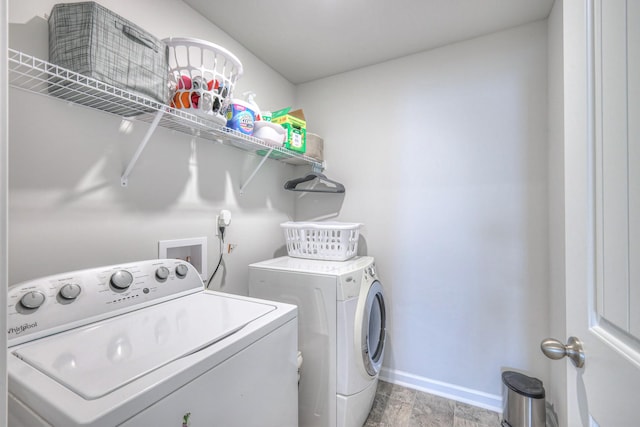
[183,0,555,84]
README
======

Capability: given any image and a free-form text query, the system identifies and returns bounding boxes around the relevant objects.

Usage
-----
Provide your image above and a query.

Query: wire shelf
[8,49,322,171]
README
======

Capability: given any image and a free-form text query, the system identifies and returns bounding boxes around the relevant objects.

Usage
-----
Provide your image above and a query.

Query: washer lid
[11,292,275,400]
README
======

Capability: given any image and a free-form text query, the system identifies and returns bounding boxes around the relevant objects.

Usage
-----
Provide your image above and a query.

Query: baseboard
[379,367,502,413]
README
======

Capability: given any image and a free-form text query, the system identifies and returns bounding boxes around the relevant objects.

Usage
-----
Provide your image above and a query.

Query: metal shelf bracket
[120,109,165,187]
[239,148,274,195]
[312,161,325,173]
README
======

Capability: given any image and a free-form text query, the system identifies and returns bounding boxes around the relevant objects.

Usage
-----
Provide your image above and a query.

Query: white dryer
[249,256,386,427]
[7,259,298,427]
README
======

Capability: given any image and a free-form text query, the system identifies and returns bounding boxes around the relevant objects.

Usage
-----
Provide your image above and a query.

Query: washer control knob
[110,270,134,290]
[155,266,170,281]
[175,264,189,278]
[20,291,46,309]
[59,283,81,300]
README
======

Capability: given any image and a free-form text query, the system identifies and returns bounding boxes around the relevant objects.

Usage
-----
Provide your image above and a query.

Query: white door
[563,0,640,425]
[1,0,8,425]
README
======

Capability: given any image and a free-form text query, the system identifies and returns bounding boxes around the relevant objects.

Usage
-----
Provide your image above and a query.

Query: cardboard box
[305,133,324,161]
[271,107,306,153]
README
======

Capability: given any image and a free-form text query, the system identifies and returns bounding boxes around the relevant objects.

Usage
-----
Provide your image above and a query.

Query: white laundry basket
[164,37,243,124]
[281,221,361,261]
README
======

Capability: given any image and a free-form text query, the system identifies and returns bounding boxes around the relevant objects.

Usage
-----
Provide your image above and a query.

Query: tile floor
[364,380,501,427]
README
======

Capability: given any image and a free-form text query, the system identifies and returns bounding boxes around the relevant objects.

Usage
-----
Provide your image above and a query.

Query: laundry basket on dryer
[281,221,361,261]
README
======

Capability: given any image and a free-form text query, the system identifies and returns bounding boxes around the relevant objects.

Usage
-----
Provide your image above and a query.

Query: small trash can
[501,371,545,427]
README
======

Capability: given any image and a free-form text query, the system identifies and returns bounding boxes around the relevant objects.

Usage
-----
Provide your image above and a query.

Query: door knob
[540,336,585,368]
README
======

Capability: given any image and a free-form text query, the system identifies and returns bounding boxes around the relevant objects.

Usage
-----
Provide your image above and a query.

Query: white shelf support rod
[121,109,165,187]
[240,148,274,195]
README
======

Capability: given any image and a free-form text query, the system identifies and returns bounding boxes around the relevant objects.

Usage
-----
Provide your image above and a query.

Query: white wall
[8,0,300,293]
[296,21,550,408]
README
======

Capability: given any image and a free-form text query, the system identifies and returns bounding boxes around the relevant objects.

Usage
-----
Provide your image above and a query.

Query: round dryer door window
[359,280,386,377]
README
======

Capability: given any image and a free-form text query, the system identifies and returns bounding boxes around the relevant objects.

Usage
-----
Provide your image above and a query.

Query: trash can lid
[502,371,545,399]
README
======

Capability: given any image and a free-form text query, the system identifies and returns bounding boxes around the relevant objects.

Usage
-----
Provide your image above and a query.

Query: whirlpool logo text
[8,322,38,336]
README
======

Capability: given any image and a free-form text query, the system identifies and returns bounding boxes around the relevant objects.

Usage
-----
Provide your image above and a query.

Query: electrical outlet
[215,210,232,236]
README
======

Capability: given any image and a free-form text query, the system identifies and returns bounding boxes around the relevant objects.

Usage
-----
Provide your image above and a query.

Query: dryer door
[356,280,386,377]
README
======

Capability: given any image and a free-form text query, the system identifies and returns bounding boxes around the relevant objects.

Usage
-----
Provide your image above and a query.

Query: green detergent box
[271,107,306,153]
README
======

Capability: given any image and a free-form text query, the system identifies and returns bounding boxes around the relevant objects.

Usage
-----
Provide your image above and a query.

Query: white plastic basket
[164,37,243,124]
[281,221,361,261]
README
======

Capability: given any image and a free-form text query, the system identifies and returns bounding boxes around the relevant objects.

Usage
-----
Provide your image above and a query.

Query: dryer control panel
[337,258,377,301]
[7,259,202,346]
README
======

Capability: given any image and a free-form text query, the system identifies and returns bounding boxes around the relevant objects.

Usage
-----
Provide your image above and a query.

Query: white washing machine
[7,259,298,427]
[249,256,386,427]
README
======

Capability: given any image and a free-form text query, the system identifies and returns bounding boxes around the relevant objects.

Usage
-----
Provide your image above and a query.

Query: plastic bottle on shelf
[244,91,261,121]
[225,91,258,135]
